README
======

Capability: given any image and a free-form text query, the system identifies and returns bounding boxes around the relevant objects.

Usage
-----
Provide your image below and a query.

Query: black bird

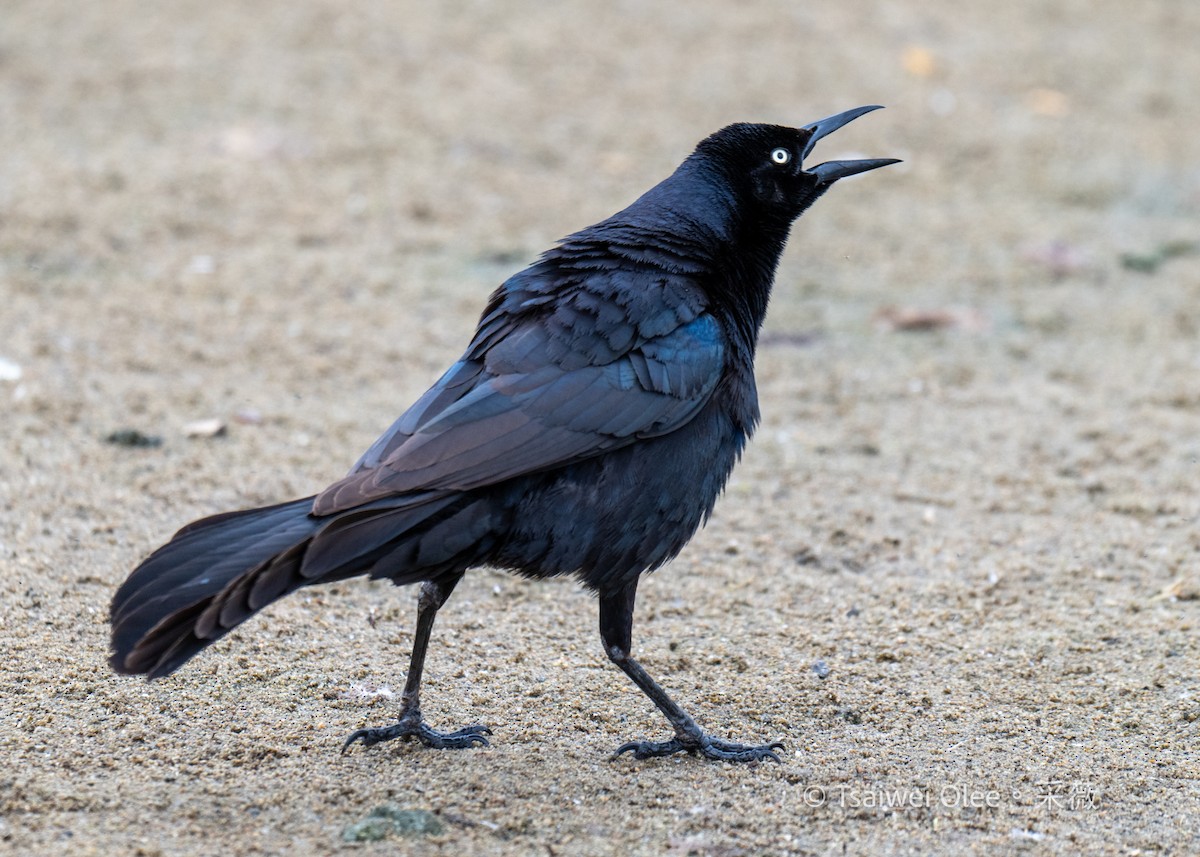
[110,106,897,763]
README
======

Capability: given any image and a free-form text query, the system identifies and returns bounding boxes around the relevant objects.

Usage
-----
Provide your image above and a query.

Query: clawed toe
[341,719,492,753]
[699,737,783,763]
[425,723,492,748]
[341,727,389,753]
[614,733,783,763]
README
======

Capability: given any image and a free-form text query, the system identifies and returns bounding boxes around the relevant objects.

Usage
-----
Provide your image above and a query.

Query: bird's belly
[490,407,745,592]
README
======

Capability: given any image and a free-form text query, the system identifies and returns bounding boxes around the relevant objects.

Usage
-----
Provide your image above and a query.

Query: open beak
[801,105,900,184]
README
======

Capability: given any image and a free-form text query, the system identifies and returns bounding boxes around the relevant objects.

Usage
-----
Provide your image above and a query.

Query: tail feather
[110,497,321,676]
[121,602,210,676]
[109,490,483,679]
[298,491,458,580]
[111,498,319,628]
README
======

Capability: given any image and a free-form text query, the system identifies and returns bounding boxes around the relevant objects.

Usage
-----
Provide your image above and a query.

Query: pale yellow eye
[770,148,791,165]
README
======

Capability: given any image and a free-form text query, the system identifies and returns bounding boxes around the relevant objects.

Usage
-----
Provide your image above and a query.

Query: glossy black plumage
[110,108,897,762]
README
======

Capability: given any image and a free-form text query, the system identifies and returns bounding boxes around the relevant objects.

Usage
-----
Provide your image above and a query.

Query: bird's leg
[601,583,783,763]
[342,575,490,752]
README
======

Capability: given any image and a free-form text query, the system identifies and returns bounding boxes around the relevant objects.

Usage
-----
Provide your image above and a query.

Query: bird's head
[694,106,898,224]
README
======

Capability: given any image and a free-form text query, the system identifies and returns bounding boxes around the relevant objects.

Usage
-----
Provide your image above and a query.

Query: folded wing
[315,308,726,515]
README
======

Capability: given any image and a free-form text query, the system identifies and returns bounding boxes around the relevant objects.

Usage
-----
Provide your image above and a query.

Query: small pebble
[105,429,163,448]
[0,357,21,382]
[184,418,227,438]
[341,805,444,842]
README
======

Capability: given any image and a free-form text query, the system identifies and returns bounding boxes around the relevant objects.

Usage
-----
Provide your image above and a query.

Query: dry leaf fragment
[873,305,988,333]
[233,408,264,425]
[1151,577,1198,602]
[1021,240,1090,277]
[1027,88,1070,117]
[903,46,937,79]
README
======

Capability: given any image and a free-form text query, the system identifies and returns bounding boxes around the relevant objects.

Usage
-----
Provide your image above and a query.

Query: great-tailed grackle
[110,106,897,763]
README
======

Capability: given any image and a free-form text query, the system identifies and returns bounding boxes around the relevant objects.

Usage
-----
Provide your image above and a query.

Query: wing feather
[314,283,724,516]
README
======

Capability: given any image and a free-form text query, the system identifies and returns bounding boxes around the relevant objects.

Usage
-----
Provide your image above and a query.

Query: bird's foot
[341,713,491,753]
[614,732,783,763]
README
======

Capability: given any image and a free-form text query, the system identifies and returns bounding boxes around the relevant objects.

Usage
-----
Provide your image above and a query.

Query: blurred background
[3,2,1197,449]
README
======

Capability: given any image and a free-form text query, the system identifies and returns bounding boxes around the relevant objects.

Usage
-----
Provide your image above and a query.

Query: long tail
[109,488,484,678]
[109,498,324,678]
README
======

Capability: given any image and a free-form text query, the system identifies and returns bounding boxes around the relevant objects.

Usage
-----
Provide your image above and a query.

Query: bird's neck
[716,215,790,352]
[557,158,791,352]
[620,157,741,250]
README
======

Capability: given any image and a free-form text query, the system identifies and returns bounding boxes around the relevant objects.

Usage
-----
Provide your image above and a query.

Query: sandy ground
[3,1,1200,854]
